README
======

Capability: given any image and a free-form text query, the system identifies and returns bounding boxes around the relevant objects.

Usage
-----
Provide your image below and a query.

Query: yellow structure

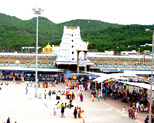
[43,42,52,54]
[67,27,77,29]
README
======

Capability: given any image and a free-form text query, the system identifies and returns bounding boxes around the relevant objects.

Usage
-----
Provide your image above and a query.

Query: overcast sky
[0,0,154,25]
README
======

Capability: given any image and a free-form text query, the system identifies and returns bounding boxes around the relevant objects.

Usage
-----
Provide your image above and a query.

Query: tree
[88,42,96,49]
[9,42,22,52]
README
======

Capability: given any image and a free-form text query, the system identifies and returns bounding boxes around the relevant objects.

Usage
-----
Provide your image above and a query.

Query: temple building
[43,42,52,54]
[52,45,60,55]
[55,26,93,71]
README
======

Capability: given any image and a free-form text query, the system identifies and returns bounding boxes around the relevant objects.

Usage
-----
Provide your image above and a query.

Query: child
[122,107,126,117]
[98,94,100,101]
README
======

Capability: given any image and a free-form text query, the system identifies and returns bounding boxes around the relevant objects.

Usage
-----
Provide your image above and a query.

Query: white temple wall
[56,26,88,63]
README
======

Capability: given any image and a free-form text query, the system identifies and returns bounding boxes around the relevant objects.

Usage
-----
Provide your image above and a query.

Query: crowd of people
[1,80,87,122]
[144,115,154,123]
[0,77,152,122]
[50,88,86,122]
[88,80,152,122]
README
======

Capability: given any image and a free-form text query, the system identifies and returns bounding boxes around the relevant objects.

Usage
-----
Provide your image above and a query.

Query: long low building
[0,66,64,82]
[0,52,152,71]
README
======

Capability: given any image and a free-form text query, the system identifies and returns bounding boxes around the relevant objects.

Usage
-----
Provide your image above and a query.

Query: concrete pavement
[0,82,141,123]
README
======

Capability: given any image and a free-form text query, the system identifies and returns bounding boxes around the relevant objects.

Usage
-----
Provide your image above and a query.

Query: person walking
[72,92,75,100]
[48,90,51,99]
[103,92,106,100]
[61,105,65,118]
[6,117,10,123]
[60,103,63,108]
[98,93,101,101]
[122,107,126,117]
[91,94,95,101]
[53,108,56,115]
[68,100,72,109]
[73,107,77,119]
[78,107,82,118]
[144,116,149,123]
[135,108,138,119]
[133,107,136,119]
[81,110,86,123]
[128,106,132,118]
[25,87,28,94]
[44,90,47,99]
[38,82,40,88]
[80,93,83,102]
[68,90,71,99]
[77,85,80,96]
[64,103,67,109]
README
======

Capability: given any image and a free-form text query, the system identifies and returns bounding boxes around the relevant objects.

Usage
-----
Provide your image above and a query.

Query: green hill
[0,13,153,53]
[83,25,153,53]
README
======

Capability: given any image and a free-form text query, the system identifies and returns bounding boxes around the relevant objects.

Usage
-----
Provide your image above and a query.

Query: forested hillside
[0,13,153,54]
[83,25,153,53]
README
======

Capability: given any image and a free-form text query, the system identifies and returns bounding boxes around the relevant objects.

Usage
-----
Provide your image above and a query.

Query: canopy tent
[124,70,152,75]
[93,76,110,83]
[92,73,128,97]
[87,72,107,77]
[119,81,154,91]
[92,73,132,83]
[92,72,151,84]
[92,72,152,97]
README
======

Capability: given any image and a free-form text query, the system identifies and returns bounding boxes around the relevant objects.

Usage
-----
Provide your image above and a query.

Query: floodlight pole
[138,48,140,65]
[145,29,154,123]
[150,30,154,123]
[33,8,44,97]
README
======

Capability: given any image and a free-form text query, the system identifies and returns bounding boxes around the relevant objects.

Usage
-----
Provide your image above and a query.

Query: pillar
[101,82,102,97]
[77,51,80,73]
[84,51,87,72]
[95,81,97,90]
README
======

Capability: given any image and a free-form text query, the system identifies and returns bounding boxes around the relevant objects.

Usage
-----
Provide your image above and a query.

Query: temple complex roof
[43,42,52,54]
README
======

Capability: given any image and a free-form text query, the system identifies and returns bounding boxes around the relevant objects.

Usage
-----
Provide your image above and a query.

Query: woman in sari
[78,107,82,118]
[80,93,83,102]
[72,92,75,100]
[91,94,95,101]
[73,107,77,118]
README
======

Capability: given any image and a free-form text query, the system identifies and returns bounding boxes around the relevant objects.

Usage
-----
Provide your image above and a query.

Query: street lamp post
[33,8,44,97]
[145,28,154,123]
[138,48,140,65]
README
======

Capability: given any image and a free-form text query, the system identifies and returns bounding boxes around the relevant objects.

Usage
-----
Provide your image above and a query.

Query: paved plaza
[0,82,143,123]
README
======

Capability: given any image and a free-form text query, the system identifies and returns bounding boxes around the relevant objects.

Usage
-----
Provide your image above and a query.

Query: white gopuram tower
[55,26,92,72]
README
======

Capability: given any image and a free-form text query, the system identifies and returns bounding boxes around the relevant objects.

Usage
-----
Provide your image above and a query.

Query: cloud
[0,0,154,25]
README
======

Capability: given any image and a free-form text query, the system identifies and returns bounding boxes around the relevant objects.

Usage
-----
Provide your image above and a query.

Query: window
[72,52,74,54]
[72,45,74,48]
[72,40,73,42]
[72,34,73,37]
[72,58,74,60]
